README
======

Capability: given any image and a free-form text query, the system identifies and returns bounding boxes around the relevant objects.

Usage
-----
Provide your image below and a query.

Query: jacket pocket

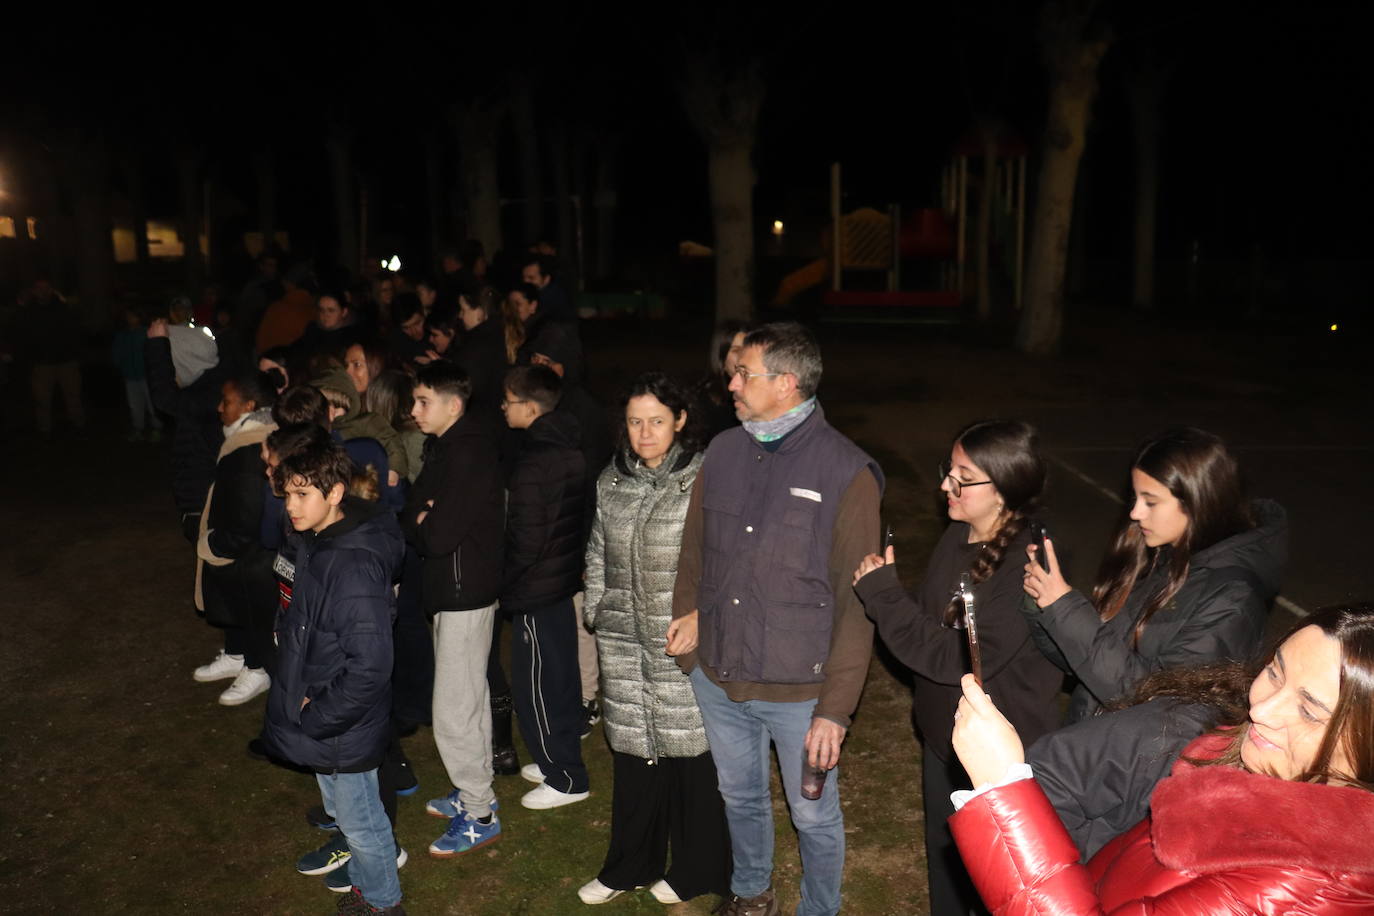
[762,600,832,683]
[775,502,820,573]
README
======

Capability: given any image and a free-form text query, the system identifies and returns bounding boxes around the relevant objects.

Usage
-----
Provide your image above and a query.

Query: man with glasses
[667,322,883,916]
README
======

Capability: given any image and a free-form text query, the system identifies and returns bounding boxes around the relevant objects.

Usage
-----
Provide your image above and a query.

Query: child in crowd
[193,371,278,706]
[403,362,507,857]
[111,305,162,442]
[499,365,590,809]
[261,430,407,916]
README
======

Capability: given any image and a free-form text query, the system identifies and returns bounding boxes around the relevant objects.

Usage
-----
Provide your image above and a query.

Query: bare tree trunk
[424,133,443,264]
[975,121,998,323]
[63,130,112,323]
[1128,66,1166,310]
[1017,0,1111,356]
[550,124,574,270]
[176,149,206,293]
[512,86,543,243]
[326,126,358,276]
[254,148,276,256]
[707,142,755,323]
[122,154,150,276]
[594,138,620,280]
[680,57,764,324]
[451,102,503,260]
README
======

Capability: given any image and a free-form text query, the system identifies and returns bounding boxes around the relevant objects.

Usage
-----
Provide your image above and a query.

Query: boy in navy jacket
[262,432,407,916]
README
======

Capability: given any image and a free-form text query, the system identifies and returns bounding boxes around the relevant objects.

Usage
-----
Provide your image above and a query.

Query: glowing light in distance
[1330,323,1339,332]
[772,220,784,236]
[386,255,402,272]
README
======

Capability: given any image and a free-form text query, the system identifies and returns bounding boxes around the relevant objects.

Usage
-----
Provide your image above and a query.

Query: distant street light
[772,220,784,236]
[386,255,402,272]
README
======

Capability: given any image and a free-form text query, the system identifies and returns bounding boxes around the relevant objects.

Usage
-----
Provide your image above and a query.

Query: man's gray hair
[745,321,822,398]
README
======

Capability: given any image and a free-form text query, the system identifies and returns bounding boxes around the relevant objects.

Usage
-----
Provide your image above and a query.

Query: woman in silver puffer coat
[577,373,731,907]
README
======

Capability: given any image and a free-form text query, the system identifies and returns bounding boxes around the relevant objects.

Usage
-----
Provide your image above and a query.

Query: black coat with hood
[501,410,586,610]
[262,497,405,773]
[1025,499,1287,723]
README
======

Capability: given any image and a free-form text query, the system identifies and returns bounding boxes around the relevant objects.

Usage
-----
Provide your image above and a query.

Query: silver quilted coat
[584,444,709,761]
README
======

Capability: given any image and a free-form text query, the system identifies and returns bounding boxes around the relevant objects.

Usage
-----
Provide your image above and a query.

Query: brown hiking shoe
[712,886,780,916]
[336,887,406,915]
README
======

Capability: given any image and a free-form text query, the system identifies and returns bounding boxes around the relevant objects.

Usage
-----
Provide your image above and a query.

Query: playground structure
[774,134,1028,316]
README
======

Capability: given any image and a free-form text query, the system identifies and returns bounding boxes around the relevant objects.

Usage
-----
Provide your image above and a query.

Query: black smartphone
[883,525,895,550]
[1031,521,1051,572]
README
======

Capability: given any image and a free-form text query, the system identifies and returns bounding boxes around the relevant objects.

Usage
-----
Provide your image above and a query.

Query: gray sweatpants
[431,603,497,819]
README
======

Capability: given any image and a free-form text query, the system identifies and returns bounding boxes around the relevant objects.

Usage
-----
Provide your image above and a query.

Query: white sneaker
[578,877,628,905]
[193,650,244,683]
[520,762,545,784]
[648,879,682,904]
[218,667,271,706]
[521,782,590,810]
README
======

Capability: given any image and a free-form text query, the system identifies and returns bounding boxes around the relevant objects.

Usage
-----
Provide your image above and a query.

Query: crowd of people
[27,239,1370,915]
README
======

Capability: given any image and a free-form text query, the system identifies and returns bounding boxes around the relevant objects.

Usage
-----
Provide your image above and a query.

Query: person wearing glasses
[1020,426,1287,724]
[668,322,883,916]
[852,419,1063,916]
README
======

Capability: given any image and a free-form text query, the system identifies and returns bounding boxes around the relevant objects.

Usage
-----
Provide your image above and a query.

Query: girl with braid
[853,419,1063,916]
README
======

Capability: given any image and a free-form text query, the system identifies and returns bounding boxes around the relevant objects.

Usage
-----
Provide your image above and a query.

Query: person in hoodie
[311,367,407,510]
[192,370,278,706]
[262,430,407,916]
[499,364,590,811]
[1022,426,1288,723]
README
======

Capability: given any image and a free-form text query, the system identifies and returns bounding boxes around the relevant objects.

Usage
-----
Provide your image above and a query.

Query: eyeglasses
[732,367,783,383]
[500,398,528,410]
[938,460,993,497]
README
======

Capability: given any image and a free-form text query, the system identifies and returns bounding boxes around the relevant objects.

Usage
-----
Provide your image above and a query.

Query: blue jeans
[690,667,844,916]
[316,769,401,908]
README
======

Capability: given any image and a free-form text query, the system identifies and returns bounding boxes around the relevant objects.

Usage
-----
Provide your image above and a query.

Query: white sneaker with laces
[218,667,271,706]
[520,762,545,784]
[521,782,590,810]
[648,879,682,904]
[193,650,245,683]
[578,878,640,905]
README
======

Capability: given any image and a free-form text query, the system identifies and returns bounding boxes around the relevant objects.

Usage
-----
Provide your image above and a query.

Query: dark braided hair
[942,419,1046,625]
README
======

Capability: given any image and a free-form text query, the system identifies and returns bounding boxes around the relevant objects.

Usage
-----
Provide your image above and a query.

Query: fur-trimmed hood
[1152,734,1374,876]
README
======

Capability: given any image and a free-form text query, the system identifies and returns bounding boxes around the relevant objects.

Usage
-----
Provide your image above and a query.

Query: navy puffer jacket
[263,497,404,773]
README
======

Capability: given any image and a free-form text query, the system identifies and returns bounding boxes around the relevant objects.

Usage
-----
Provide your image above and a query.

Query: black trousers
[598,750,731,901]
[391,545,433,727]
[510,600,588,793]
[487,610,509,697]
[921,750,989,916]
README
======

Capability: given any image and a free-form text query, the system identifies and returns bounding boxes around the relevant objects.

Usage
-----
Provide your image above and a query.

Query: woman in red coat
[946,603,1374,915]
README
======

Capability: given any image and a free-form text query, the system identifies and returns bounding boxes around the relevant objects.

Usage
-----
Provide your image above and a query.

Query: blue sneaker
[297,831,350,875]
[428,812,501,858]
[323,844,408,893]
[424,789,500,820]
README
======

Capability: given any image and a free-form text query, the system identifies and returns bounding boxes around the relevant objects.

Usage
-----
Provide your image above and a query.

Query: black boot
[491,692,520,775]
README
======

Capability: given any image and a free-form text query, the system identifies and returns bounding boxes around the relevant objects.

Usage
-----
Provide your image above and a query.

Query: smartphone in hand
[1030,521,1051,572]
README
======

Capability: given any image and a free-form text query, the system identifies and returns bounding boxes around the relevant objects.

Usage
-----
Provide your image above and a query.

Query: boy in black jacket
[262,433,407,916]
[403,363,507,857]
[500,365,590,809]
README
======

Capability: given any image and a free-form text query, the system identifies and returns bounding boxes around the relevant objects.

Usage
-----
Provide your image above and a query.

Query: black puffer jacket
[403,413,505,613]
[263,498,404,773]
[1027,697,1218,862]
[501,410,586,610]
[144,336,225,516]
[1026,499,1287,722]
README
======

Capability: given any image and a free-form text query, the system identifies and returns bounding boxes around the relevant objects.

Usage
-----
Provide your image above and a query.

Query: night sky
[3,4,1371,310]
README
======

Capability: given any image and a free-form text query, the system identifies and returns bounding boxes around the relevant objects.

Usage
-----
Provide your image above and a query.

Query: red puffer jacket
[950,735,1374,914]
